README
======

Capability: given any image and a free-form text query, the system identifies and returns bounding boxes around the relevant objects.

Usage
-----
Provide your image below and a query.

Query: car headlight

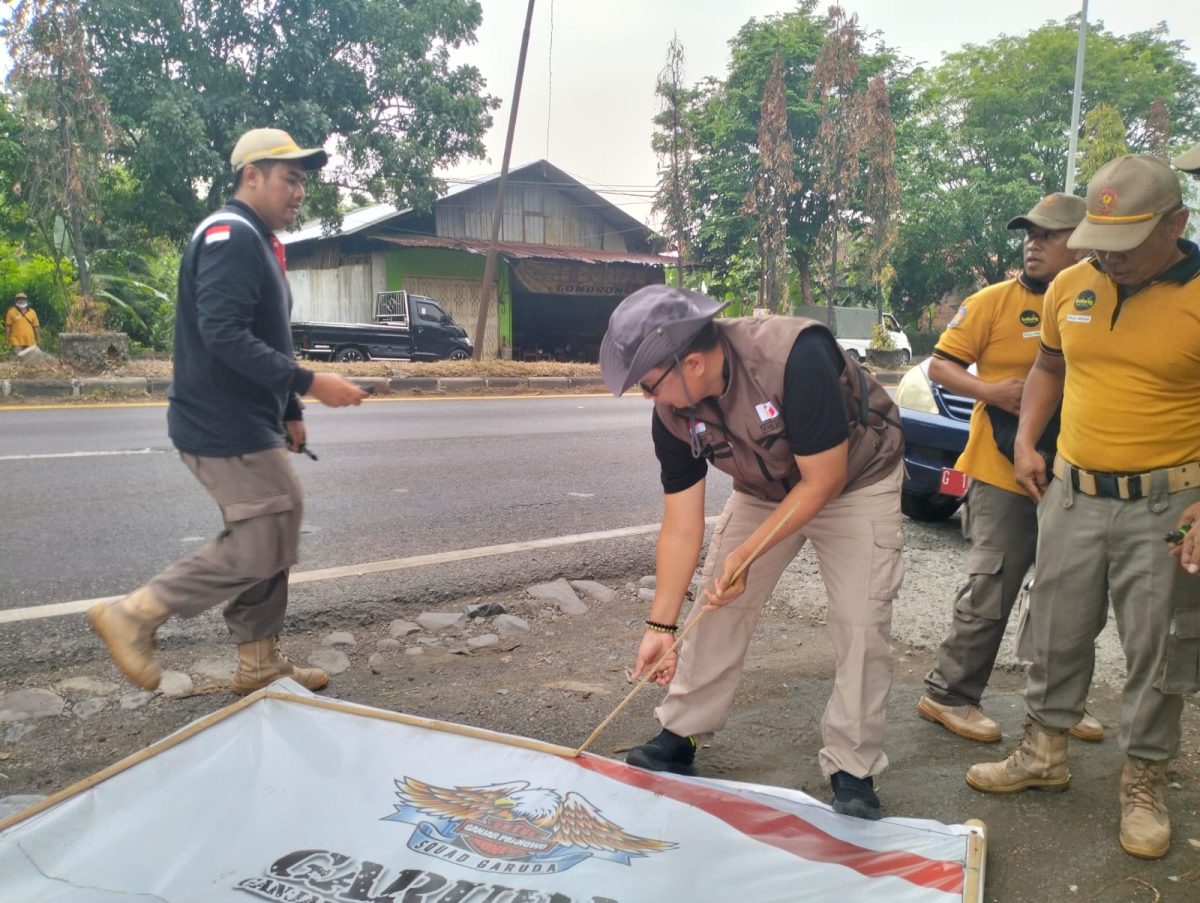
[894,365,939,414]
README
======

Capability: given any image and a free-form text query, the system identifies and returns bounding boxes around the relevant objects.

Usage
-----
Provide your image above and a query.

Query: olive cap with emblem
[229,128,328,172]
[599,285,729,395]
[1006,192,1086,231]
[1173,142,1200,174]
[1068,155,1183,252]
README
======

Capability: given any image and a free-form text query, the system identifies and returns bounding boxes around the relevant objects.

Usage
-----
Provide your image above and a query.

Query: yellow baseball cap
[1068,155,1183,252]
[230,128,328,172]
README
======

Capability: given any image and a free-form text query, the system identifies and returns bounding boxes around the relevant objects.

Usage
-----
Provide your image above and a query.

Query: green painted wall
[385,248,513,356]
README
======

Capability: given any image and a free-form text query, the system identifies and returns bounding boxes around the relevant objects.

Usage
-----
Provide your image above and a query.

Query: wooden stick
[574,499,803,757]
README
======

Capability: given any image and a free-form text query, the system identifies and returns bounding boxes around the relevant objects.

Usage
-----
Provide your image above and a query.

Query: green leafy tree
[891,18,1200,326]
[1076,103,1130,185]
[82,0,499,239]
[683,2,898,304]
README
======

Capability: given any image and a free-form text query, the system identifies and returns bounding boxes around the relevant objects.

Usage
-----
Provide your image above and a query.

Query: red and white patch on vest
[204,224,232,244]
[755,401,779,422]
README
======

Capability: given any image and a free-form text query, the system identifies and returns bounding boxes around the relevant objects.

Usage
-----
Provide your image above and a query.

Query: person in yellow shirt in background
[967,155,1200,860]
[917,194,1103,744]
[4,292,40,354]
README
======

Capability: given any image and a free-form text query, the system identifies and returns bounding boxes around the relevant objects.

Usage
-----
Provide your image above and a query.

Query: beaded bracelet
[645,619,678,634]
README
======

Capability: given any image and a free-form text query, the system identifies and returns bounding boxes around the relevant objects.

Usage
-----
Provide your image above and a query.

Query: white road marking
[566,492,595,498]
[0,518,717,625]
[0,448,165,462]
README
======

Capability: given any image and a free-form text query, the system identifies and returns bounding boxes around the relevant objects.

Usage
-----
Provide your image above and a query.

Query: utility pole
[1065,0,1089,194]
[473,0,536,359]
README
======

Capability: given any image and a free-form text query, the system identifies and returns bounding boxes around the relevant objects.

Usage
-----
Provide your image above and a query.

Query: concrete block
[147,378,173,394]
[568,376,605,388]
[389,377,439,392]
[438,377,485,390]
[529,377,569,389]
[78,378,149,396]
[351,377,388,394]
[8,379,76,398]
[486,377,525,388]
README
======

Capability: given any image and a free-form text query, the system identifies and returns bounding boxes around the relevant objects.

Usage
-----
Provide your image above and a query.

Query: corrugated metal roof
[372,234,673,266]
[280,203,401,245]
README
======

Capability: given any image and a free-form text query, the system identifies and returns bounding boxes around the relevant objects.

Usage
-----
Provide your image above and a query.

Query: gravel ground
[2,512,1198,901]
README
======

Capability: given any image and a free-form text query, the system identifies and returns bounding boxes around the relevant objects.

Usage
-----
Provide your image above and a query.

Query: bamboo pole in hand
[573,497,804,757]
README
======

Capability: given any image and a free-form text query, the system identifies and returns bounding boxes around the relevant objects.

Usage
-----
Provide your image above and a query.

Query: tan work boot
[87,587,171,690]
[1119,756,1170,859]
[918,695,1002,743]
[1069,710,1104,742]
[965,720,1070,794]
[232,636,329,695]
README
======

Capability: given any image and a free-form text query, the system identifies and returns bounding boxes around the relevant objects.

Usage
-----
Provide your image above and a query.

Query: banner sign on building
[511,260,661,296]
[0,683,985,902]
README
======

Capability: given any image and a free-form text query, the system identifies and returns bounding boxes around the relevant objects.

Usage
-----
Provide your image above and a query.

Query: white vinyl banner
[0,684,984,902]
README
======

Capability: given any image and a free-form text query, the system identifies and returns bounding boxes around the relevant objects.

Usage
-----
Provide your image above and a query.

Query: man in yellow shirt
[4,292,40,353]
[967,155,1200,861]
[918,194,1101,744]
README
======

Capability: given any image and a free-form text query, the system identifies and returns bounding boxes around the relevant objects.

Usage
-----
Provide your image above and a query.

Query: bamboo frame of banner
[574,498,804,757]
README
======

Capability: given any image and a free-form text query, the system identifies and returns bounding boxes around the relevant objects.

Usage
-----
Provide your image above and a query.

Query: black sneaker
[830,771,882,820]
[626,729,698,776]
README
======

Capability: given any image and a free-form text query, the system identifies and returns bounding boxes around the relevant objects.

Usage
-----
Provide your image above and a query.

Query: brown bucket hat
[599,285,728,395]
[1006,192,1086,231]
[1068,155,1182,252]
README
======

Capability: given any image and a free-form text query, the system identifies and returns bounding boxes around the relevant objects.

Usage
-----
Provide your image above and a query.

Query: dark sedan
[894,358,974,521]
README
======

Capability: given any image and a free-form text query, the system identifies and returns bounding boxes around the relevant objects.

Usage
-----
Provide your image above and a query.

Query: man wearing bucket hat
[89,128,366,696]
[917,193,1105,745]
[1173,143,1200,174]
[600,285,904,819]
[967,156,1200,860]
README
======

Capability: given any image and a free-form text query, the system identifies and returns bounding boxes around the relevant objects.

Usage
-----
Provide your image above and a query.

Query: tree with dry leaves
[4,0,111,296]
[652,35,697,288]
[858,76,900,314]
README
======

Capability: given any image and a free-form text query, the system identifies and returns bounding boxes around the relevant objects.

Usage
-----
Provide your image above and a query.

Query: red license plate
[939,467,969,497]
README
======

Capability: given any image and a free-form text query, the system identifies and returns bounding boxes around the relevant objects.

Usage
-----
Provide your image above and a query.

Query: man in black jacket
[90,128,366,694]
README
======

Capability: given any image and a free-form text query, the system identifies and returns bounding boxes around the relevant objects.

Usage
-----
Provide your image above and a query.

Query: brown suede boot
[965,720,1070,794]
[87,587,172,690]
[1119,756,1170,859]
[232,636,329,695]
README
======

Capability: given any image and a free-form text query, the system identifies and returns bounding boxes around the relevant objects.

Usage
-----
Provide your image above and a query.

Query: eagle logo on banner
[385,778,676,873]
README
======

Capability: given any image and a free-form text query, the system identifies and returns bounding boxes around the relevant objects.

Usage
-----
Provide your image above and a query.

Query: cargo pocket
[700,505,736,584]
[954,547,1005,620]
[868,521,904,601]
[222,493,296,523]
[1155,609,1200,694]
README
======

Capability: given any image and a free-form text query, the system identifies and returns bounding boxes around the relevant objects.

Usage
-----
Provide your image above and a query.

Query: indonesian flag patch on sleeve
[204,224,232,244]
[755,401,779,421]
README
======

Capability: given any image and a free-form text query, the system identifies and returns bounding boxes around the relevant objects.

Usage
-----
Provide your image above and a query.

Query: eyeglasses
[638,359,678,396]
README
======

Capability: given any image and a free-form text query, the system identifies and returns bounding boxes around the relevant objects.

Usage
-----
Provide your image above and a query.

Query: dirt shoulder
[2,574,1197,902]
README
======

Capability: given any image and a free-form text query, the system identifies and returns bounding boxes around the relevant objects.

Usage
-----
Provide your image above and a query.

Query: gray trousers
[1025,471,1200,761]
[924,480,1038,706]
[149,446,303,644]
[659,462,904,779]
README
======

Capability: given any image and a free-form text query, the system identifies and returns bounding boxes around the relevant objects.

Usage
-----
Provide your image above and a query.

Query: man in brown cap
[967,156,1200,860]
[599,285,904,820]
[4,291,40,354]
[89,128,366,696]
[917,193,1104,744]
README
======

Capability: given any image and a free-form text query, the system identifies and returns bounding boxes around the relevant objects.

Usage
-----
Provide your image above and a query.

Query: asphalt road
[0,395,731,612]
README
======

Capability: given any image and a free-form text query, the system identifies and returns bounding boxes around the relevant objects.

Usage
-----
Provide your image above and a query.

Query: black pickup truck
[291,291,473,363]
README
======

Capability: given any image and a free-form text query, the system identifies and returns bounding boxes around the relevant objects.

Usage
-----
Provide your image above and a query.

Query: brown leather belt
[1052,457,1200,500]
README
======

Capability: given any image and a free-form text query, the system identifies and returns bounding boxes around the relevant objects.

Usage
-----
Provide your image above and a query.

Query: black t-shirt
[652,328,849,493]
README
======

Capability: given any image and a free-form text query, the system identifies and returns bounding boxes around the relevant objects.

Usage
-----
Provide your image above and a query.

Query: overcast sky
[443,1,1200,222]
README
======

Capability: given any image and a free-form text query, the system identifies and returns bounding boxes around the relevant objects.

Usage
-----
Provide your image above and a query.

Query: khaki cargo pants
[658,462,904,779]
[149,446,303,644]
[924,480,1038,706]
[1025,469,1200,760]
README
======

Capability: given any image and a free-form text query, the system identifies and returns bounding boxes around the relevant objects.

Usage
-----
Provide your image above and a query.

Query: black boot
[830,771,882,820]
[626,729,698,776]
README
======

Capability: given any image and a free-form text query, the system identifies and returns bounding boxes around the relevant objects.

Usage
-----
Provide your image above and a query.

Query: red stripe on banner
[576,755,964,895]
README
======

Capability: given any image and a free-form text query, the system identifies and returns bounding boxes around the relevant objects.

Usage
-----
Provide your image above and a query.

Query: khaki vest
[656,317,903,502]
